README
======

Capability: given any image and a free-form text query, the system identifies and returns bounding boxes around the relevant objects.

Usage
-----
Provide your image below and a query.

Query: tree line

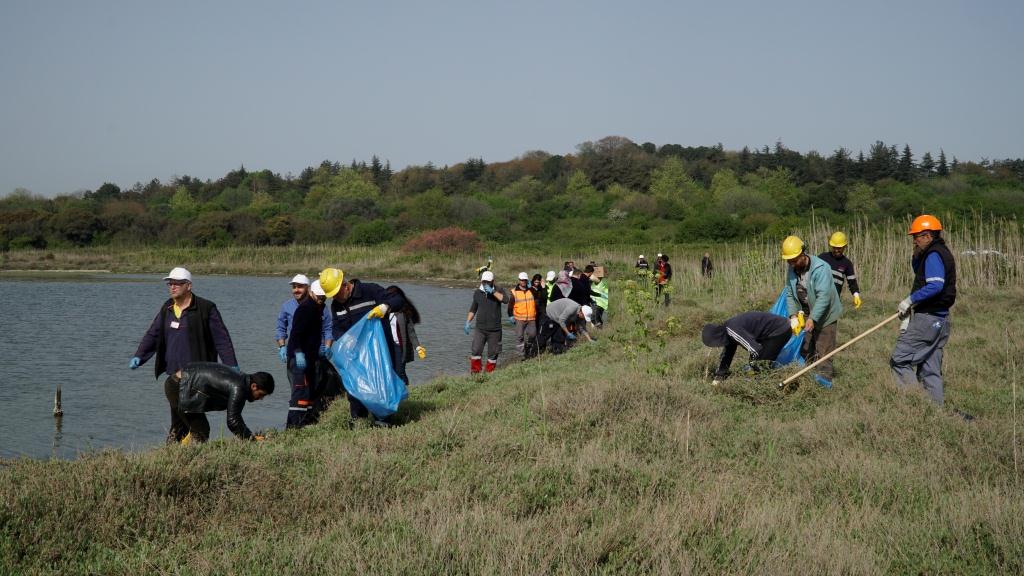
[2,137,1022,251]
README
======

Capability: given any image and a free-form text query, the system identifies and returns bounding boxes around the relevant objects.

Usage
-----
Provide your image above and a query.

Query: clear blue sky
[1,0,1020,196]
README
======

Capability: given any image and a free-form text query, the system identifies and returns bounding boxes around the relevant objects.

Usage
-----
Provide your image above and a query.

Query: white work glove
[899,317,910,333]
[711,379,721,387]
[897,297,914,319]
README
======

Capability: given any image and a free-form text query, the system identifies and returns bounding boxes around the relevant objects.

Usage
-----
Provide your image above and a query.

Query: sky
[1,0,1021,197]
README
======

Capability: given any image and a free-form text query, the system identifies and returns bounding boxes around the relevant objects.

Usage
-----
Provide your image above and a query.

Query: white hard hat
[638,255,645,259]
[310,280,325,297]
[518,272,529,280]
[481,271,494,282]
[163,267,192,282]
[290,274,310,286]
[546,270,556,282]
[581,305,593,323]
[657,253,662,258]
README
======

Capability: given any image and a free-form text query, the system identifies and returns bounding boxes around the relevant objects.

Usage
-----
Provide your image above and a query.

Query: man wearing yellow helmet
[819,232,862,309]
[318,267,407,424]
[781,235,844,388]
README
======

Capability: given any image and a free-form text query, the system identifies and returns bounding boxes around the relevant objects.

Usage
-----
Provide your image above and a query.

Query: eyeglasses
[166,280,189,287]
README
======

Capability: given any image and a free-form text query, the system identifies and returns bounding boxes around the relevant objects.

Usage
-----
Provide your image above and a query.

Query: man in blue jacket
[891,215,956,405]
[781,236,843,388]
[319,267,406,423]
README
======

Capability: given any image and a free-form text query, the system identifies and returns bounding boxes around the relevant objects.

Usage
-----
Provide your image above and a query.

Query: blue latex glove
[566,332,577,341]
[505,316,515,325]
[322,346,333,360]
[228,365,241,374]
[464,321,472,335]
[128,357,140,370]
[294,352,307,371]
[814,375,833,389]
[483,284,495,295]
[318,344,328,358]
[278,346,287,363]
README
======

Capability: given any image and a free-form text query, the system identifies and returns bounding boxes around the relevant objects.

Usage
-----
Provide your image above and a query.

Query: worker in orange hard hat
[891,215,956,406]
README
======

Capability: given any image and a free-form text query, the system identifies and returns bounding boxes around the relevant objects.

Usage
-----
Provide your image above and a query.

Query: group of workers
[127,213,957,445]
[465,259,607,374]
[634,253,674,305]
[702,214,955,406]
[129,265,422,443]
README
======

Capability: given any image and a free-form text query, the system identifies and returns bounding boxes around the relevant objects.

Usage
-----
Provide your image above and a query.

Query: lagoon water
[0,274,508,460]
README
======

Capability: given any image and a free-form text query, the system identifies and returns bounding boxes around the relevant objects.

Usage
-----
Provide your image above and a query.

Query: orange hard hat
[908,215,942,235]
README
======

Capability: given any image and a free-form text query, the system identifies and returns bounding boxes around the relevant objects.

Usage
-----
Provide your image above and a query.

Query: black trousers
[164,374,210,443]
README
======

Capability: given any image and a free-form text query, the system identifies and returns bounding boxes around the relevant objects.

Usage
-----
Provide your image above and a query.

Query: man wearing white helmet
[276,274,322,428]
[507,272,539,358]
[308,279,341,416]
[129,267,238,444]
[465,270,506,374]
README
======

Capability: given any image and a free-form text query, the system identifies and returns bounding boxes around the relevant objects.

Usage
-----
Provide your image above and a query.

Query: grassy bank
[2,289,1021,573]
[3,224,1024,574]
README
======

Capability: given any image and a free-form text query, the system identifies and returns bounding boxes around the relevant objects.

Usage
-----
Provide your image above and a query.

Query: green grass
[3,285,1023,574]
[3,226,1024,574]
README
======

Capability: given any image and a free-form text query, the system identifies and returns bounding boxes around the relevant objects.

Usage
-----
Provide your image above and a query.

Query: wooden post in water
[53,385,63,417]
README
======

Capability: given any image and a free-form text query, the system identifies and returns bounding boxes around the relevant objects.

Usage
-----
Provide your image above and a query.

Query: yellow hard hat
[781,235,804,260]
[828,231,848,248]
[318,267,345,298]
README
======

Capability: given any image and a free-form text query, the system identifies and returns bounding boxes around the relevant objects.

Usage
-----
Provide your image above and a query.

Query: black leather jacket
[177,362,255,439]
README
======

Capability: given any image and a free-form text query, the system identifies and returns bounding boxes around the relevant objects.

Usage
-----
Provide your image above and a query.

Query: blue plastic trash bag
[768,288,806,367]
[328,316,408,418]
[769,288,789,318]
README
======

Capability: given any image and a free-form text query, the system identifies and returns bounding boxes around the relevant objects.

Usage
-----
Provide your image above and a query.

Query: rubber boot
[485,360,496,373]
[470,357,482,373]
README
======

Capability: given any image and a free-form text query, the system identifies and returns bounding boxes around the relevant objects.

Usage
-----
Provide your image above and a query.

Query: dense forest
[2,137,1023,251]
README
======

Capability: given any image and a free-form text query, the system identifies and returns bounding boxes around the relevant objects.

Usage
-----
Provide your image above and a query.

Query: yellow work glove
[853,293,862,309]
[253,434,266,442]
[416,346,426,359]
[180,433,193,446]
[367,304,389,319]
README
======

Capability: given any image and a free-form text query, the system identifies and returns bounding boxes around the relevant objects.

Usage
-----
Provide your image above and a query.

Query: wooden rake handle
[780,312,902,387]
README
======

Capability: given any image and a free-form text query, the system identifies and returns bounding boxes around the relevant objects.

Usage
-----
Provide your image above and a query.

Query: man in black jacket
[175,362,275,442]
[701,311,792,385]
[130,267,238,444]
[319,267,406,421]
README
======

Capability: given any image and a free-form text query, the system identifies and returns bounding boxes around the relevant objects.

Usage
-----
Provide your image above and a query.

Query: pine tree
[738,146,752,174]
[920,152,935,176]
[937,149,949,176]
[897,144,915,183]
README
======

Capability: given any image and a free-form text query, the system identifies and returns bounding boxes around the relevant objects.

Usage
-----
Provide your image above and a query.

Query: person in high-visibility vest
[507,272,539,358]
[592,272,609,327]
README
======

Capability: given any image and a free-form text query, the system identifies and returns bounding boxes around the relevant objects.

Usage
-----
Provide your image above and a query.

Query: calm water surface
[0,273,510,459]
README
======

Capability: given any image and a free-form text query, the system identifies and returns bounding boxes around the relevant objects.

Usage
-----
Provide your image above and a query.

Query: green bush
[348,219,393,246]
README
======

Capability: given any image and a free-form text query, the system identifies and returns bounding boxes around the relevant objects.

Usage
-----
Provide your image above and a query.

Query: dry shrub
[401,227,482,255]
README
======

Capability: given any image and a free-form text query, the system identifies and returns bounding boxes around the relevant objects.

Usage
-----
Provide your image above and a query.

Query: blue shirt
[275,299,298,341]
[910,252,946,304]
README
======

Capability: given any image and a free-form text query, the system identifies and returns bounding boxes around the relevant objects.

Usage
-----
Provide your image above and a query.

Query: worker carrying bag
[328,316,408,419]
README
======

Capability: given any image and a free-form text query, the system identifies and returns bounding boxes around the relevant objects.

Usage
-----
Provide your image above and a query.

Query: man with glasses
[129,267,238,443]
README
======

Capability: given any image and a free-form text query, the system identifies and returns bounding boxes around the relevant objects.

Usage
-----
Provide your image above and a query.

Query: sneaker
[371,418,393,429]
[813,375,833,389]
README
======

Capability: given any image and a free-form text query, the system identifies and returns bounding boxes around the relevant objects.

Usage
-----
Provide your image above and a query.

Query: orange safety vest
[511,287,537,321]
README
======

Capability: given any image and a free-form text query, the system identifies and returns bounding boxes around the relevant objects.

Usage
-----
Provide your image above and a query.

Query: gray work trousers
[890,312,951,405]
[471,328,502,363]
[514,319,537,356]
[801,321,837,380]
